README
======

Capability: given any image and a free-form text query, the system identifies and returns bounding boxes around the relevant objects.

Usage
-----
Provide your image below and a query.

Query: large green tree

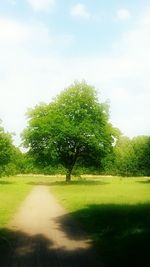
[23,82,117,181]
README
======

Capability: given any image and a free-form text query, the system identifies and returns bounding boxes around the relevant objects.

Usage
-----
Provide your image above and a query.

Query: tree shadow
[0,226,102,267]
[1,201,149,267]
[27,181,55,186]
[54,203,150,267]
[27,180,108,186]
[54,212,90,241]
[0,181,15,185]
[137,179,150,184]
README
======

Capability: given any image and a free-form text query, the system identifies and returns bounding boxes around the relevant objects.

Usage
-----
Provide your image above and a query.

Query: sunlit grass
[0,175,150,267]
[0,174,64,227]
[0,175,150,227]
[50,175,150,267]
[0,176,32,227]
[51,176,150,210]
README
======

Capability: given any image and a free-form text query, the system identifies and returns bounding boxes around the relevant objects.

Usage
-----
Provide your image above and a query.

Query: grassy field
[50,176,150,267]
[0,175,59,227]
[0,177,32,227]
[0,175,150,267]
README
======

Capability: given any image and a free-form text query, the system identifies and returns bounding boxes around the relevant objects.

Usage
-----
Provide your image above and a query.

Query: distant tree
[132,136,150,176]
[23,81,117,182]
[113,136,136,176]
[0,122,14,176]
[9,147,27,175]
[105,135,150,177]
[18,152,41,174]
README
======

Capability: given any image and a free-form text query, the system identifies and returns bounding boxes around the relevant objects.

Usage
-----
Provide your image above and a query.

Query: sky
[0,0,150,146]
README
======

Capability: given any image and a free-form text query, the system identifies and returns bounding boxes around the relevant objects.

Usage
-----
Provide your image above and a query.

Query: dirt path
[8,186,104,267]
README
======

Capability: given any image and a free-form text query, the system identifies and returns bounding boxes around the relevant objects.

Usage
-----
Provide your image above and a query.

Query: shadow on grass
[27,180,108,187]
[0,227,102,267]
[27,181,57,186]
[55,203,150,267]
[0,181,15,185]
[137,179,150,184]
[1,202,149,267]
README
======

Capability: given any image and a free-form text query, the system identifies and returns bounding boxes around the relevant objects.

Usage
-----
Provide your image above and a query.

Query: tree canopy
[103,135,150,177]
[0,122,16,176]
[22,82,119,181]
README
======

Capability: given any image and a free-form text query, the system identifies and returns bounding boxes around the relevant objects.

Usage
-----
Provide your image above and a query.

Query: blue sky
[0,0,150,146]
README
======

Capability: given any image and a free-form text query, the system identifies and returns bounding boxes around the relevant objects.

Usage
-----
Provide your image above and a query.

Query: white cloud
[1,10,150,146]
[0,17,75,145]
[116,8,131,20]
[27,0,55,12]
[71,3,91,19]
[0,18,29,42]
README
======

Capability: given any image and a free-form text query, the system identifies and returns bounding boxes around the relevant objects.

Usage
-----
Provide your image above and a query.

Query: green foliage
[0,121,28,177]
[0,123,15,177]
[113,136,136,176]
[103,135,150,176]
[0,127,12,166]
[22,82,117,181]
[132,136,150,176]
[16,153,37,174]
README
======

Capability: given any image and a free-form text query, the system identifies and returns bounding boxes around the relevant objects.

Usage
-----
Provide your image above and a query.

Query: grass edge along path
[0,176,34,262]
[0,176,34,227]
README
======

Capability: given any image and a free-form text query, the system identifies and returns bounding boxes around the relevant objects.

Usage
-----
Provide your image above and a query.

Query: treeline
[103,135,150,176]
[0,123,21,176]
[0,82,149,178]
[0,122,65,176]
[0,122,149,177]
[0,132,150,178]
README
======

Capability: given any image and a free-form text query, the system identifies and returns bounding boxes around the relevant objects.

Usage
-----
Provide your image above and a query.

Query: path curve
[8,186,104,267]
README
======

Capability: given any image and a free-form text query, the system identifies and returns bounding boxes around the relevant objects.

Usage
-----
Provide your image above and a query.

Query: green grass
[50,176,150,212]
[0,174,60,263]
[0,175,150,267]
[0,175,63,227]
[0,175,33,262]
[50,176,150,267]
[0,176,32,227]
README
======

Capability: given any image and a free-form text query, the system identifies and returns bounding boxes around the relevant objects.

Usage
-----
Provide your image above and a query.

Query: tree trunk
[65,154,78,183]
[66,169,71,183]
